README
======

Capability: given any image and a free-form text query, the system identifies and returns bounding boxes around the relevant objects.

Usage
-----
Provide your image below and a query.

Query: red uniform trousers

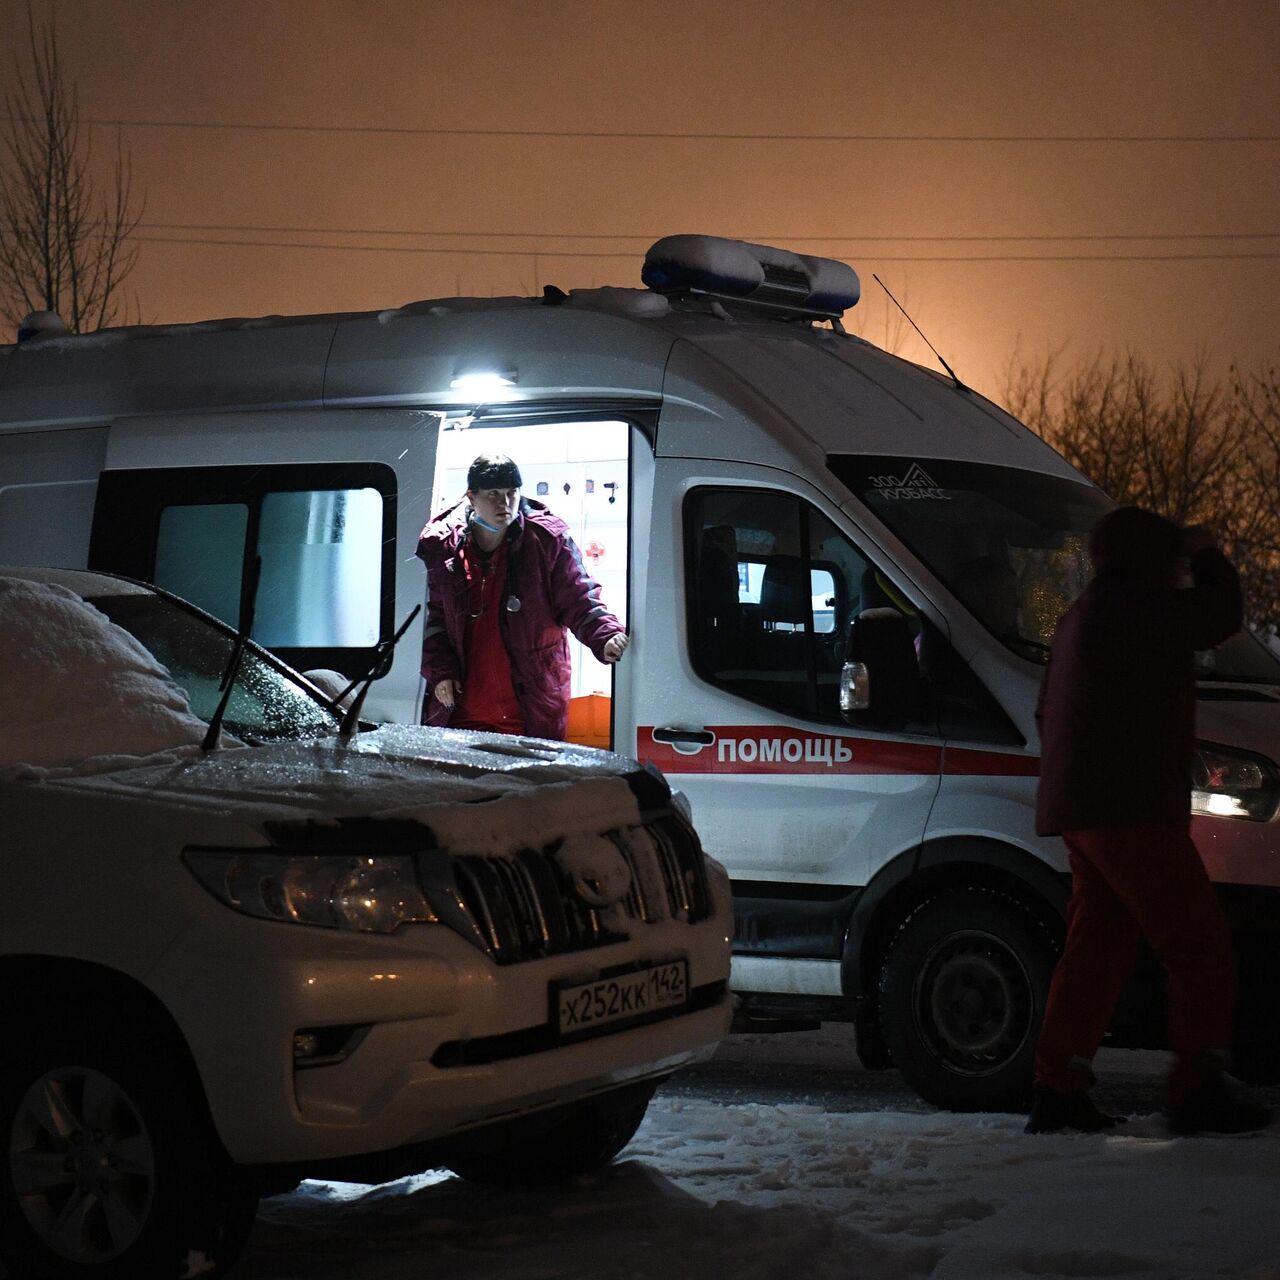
[1033,821,1237,1106]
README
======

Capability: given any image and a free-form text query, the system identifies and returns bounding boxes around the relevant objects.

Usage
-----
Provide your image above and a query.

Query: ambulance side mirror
[840,608,922,723]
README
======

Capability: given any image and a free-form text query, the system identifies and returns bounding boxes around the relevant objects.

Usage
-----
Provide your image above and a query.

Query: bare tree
[0,7,143,334]
[1004,347,1280,626]
[1228,358,1280,624]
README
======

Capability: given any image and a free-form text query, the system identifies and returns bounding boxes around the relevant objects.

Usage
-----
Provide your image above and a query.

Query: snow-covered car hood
[1197,689,1280,762]
[15,724,662,856]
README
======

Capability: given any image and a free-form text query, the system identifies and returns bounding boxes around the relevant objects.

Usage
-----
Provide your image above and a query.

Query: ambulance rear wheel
[878,890,1056,1112]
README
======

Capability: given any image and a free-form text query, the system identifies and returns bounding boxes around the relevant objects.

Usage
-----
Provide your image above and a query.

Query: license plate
[555,960,689,1036]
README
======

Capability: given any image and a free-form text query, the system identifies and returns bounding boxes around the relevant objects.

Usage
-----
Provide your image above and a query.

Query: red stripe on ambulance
[638,727,1039,777]
[640,727,1039,773]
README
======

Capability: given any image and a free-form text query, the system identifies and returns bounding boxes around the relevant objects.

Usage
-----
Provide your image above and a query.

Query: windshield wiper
[1000,630,1052,658]
[202,555,262,753]
[338,604,423,740]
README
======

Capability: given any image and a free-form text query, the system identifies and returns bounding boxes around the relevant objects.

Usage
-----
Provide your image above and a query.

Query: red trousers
[1033,821,1237,1105]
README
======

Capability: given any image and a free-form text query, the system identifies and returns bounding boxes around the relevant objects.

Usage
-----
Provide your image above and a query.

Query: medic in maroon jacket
[415,454,628,741]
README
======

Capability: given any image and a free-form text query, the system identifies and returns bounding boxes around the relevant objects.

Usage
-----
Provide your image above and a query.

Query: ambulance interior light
[450,369,517,393]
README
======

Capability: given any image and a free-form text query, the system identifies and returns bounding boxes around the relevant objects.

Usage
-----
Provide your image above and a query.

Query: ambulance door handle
[652,727,715,747]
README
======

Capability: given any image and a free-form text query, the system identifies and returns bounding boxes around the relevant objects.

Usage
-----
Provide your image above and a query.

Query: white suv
[0,568,732,1279]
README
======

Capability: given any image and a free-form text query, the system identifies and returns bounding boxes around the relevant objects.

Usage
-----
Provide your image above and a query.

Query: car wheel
[446,1078,657,1185]
[0,1015,258,1280]
[878,890,1057,1112]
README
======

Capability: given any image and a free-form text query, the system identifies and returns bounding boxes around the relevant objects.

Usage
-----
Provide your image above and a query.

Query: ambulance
[3,234,1277,1110]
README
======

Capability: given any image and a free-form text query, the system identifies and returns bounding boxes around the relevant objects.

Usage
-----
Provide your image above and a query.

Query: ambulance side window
[685,488,873,724]
[89,462,395,679]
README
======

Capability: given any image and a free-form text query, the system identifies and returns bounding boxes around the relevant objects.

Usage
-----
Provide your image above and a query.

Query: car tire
[0,1011,258,1280]
[878,890,1057,1112]
[446,1078,657,1185]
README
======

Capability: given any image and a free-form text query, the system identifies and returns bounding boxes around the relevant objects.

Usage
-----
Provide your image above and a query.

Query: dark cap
[467,454,522,492]
[1089,506,1182,578]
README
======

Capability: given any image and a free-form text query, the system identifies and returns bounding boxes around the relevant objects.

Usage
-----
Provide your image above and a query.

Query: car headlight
[184,851,438,933]
[1191,743,1280,822]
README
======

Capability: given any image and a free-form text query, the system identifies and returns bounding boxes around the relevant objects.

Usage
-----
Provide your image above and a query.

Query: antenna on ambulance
[873,274,968,393]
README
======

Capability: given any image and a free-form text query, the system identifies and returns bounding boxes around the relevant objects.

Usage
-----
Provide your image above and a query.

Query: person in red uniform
[416,454,628,739]
[1027,505,1271,1135]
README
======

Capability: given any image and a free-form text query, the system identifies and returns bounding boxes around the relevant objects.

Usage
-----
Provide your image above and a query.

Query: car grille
[435,817,712,965]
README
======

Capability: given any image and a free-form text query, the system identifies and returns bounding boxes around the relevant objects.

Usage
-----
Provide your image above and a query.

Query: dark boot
[1167,1075,1273,1136]
[1025,1086,1123,1134]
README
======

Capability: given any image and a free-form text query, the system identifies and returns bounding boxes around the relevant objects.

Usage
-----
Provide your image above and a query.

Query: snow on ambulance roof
[0,574,207,773]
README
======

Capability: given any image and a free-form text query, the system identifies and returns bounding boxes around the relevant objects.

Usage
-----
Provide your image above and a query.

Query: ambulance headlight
[1191,743,1280,822]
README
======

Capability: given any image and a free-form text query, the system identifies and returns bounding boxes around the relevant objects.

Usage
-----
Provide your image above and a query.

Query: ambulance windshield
[829,456,1280,684]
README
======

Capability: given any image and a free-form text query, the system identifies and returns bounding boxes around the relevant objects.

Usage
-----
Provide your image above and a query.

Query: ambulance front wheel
[877,890,1057,1112]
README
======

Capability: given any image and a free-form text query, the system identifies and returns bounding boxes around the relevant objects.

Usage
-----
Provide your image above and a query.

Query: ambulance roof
[0,235,1080,482]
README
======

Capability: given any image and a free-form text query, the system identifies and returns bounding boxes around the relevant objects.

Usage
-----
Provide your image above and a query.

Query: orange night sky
[3,0,1278,398]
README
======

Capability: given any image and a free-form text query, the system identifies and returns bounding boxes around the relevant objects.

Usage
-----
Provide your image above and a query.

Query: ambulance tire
[878,890,1057,1112]
[854,1010,894,1071]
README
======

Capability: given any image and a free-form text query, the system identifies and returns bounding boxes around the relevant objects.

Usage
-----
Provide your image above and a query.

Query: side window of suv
[687,487,876,724]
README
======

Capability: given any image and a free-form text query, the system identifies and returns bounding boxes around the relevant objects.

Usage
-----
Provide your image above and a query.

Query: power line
[137,221,1280,244]
[132,234,1280,263]
[25,116,1280,144]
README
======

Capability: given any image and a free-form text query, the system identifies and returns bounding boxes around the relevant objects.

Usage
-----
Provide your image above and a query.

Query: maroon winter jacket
[416,498,624,740]
[1035,541,1242,836]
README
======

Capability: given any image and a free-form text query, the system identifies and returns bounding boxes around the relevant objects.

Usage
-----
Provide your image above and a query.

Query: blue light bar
[642,235,860,318]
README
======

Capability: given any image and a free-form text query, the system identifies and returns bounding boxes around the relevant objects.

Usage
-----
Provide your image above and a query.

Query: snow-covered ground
[238,1028,1280,1280]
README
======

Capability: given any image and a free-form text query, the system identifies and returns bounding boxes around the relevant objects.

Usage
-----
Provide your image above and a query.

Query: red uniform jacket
[416,498,624,741]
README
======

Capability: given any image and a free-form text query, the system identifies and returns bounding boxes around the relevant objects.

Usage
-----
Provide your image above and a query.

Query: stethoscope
[469,513,523,614]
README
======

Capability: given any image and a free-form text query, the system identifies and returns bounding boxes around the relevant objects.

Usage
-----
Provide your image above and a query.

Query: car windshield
[828,455,1280,684]
[90,590,342,742]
